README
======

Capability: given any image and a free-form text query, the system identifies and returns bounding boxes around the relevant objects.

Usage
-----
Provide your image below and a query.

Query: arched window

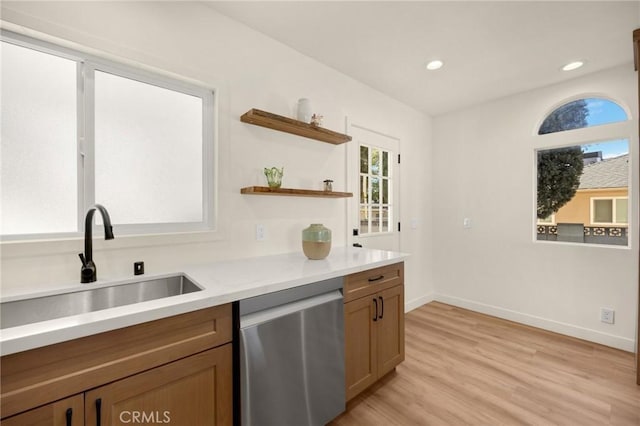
[536,97,630,246]
[538,97,628,134]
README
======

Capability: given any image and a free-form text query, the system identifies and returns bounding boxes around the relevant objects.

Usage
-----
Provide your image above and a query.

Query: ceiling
[206,1,640,116]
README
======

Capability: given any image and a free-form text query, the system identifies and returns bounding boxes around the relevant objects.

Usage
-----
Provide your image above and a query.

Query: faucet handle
[79,254,96,283]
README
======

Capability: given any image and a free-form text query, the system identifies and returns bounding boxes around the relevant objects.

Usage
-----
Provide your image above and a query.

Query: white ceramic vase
[297,98,312,123]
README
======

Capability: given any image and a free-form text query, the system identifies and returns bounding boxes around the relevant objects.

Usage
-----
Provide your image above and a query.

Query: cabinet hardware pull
[368,275,384,282]
[66,408,72,426]
[95,398,102,426]
[373,298,378,321]
[379,296,384,319]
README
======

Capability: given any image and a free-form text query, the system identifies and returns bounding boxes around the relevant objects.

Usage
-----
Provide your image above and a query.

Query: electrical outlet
[256,224,266,241]
[134,261,144,276]
[600,307,615,324]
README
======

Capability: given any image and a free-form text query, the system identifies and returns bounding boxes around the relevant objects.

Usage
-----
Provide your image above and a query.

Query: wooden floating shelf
[241,186,353,198]
[240,108,352,145]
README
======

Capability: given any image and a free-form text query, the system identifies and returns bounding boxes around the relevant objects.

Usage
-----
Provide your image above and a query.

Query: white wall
[0,1,433,310]
[432,65,639,351]
[4,1,634,353]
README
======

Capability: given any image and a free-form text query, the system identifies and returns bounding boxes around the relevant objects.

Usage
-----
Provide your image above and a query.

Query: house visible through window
[0,32,215,240]
[536,97,630,246]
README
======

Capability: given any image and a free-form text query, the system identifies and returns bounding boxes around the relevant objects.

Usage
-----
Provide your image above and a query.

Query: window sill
[533,239,631,250]
[0,229,225,259]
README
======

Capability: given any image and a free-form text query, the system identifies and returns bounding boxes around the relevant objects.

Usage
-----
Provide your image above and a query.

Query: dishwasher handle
[241,290,343,329]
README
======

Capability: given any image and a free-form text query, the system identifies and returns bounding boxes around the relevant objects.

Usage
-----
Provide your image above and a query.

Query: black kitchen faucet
[78,204,114,283]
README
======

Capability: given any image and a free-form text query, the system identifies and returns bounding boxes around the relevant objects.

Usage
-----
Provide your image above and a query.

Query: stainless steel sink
[0,274,202,329]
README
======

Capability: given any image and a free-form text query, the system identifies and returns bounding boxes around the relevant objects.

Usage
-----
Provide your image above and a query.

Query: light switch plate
[256,224,266,241]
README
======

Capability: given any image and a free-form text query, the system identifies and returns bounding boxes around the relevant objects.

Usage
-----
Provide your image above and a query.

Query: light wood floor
[330,302,640,425]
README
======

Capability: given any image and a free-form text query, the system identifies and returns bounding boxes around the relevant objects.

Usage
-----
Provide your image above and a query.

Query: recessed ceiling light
[562,61,584,71]
[426,60,443,71]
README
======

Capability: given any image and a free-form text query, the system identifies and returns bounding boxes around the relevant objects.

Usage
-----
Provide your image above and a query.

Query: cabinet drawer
[1,304,232,419]
[1,394,84,426]
[344,262,403,302]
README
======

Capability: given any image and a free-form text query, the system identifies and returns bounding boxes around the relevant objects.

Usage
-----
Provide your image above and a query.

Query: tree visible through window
[538,99,589,135]
[538,98,627,135]
[536,97,630,246]
[537,147,584,219]
[360,145,392,234]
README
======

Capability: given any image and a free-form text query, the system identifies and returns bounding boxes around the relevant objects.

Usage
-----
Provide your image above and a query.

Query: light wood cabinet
[344,294,379,398]
[376,284,405,378]
[1,305,233,425]
[86,345,232,426]
[344,262,404,401]
[1,394,84,426]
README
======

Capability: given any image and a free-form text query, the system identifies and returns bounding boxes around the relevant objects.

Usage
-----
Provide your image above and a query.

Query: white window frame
[590,197,629,226]
[1,31,217,241]
[533,93,633,247]
[359,143,394,235]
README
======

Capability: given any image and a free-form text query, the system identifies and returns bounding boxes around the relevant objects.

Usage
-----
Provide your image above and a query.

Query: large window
[1,33,215,240]
[536,97,630,246]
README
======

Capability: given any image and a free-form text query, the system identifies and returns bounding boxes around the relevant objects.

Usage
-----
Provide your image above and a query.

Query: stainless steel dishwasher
[239,277,345,426]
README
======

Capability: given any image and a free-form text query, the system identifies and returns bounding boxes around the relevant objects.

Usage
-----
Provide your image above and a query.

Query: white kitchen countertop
[0,246,408,356]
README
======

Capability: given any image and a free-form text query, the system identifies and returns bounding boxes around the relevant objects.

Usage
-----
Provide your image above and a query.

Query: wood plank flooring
[330,301,640,425]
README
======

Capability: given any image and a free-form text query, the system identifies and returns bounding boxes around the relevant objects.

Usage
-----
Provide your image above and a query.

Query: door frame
[344,118,401,250]
[633,27,640,386]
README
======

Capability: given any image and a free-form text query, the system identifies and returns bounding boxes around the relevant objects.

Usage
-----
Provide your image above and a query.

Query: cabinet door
[1,394,83,426]
[344,295,378,401]
[86,344,232,426]
[376,285,405,378]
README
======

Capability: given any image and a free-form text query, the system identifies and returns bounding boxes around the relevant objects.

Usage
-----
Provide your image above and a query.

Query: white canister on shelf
[297,98,312,123]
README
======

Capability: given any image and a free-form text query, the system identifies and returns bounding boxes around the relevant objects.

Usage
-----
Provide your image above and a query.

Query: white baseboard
[434,294,635,353]
[405,293,435,313]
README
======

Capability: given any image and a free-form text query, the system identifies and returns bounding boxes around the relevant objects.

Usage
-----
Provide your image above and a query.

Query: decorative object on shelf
[297,98,312,123]
[323,179,333,192]
[240,186,352,198]
[240,109,352,145]
[302,223,332,260]
[264,167,284,189]
[311,114,324,127]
